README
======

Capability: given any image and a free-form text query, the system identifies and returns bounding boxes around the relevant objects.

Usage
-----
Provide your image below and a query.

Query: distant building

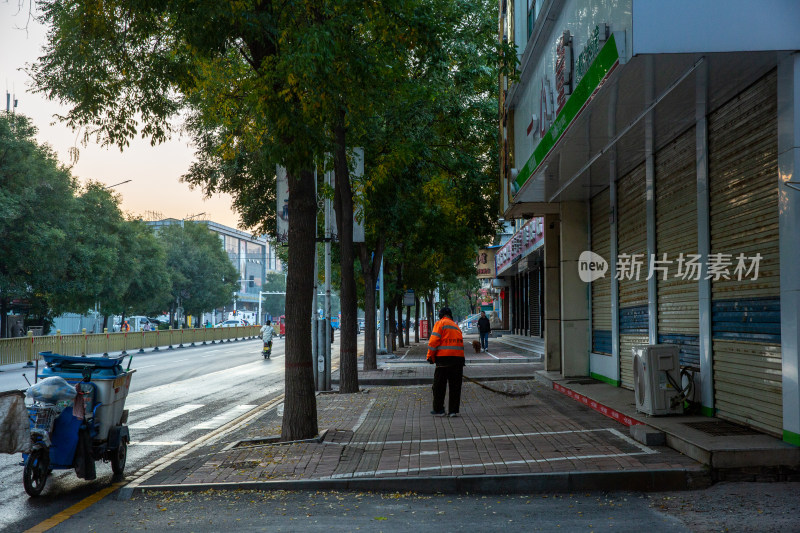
[148,218,282,320]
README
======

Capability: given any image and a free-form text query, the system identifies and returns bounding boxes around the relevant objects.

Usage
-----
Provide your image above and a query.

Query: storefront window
[527,0,536,40]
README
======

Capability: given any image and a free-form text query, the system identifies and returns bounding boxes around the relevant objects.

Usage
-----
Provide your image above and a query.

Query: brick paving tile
[136,362,704,488]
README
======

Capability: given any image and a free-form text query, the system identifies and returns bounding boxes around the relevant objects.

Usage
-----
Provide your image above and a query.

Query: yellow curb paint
[24,482,126,533]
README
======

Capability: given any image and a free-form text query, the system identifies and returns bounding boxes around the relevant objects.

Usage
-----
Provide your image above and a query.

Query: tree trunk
[414,297,420,343]
[282,167,319,441]
[0,298,7,338]
[396,297,404,348]
[405,305,411,345]
[427,293,434,331]
[333,112,358,393]
[358,240,383,371]
[388,302,396,352]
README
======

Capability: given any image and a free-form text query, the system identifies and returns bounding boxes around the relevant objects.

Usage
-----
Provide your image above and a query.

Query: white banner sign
[276,165,289,243]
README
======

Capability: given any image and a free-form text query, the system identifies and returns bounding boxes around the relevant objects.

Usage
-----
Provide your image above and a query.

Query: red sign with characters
[419,319,429,339]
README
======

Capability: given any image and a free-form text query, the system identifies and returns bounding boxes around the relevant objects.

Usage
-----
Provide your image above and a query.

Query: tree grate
[683,420,762,436]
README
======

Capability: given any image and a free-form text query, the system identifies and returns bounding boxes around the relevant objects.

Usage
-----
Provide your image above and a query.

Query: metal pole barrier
[25,330,34,367]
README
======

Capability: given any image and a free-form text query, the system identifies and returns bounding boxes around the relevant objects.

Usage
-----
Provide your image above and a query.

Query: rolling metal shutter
[655,127,699,368]
[529,268,541,337]
[616,163,648,389]
[591,188,612,354]
[709,70,781,436]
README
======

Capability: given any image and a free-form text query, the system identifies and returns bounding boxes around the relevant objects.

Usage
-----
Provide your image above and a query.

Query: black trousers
[432,364,464,414]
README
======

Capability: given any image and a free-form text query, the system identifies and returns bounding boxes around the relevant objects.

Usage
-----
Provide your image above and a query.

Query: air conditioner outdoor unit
[633,345,683,416]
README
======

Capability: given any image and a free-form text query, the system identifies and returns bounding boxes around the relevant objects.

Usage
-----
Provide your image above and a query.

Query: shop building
[498,0,800,443]
[494,217,545,342]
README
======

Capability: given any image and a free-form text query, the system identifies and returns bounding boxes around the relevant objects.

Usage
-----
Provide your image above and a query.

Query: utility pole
[312,168,320,390]
[379,258,386,354]
[323,167,333,391]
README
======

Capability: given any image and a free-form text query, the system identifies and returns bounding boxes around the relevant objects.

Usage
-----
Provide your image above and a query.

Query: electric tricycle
[21,352,135,496]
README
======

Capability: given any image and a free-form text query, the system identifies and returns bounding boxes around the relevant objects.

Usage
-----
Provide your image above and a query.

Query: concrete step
[537,370,800,473]
[492,335,544,357]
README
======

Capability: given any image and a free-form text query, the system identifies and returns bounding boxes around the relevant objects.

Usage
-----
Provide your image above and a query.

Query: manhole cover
[683,420,762,436]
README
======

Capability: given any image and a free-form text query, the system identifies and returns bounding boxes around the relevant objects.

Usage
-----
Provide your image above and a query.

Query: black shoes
[430,410,446,416]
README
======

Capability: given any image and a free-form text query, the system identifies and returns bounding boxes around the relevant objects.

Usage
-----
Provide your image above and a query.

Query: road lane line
[190,405,257,430]
[124,404,150,411]
[129,441,187,446]
[24,482,125,533]
[128,404,203,429]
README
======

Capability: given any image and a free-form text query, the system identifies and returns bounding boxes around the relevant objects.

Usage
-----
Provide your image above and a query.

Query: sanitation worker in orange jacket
[426,306,465,417]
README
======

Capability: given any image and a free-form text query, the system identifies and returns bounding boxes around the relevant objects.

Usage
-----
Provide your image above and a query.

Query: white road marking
[607,428,659,454]
[174,358,188,362]
[325,452,650,479]
[125,404,150,411]
[129,441,187,446]
[402,451,441,457]
[129,404,204,429]
[190,404,257,430]
[137,365,155,369]
[485,351,499,359]
[351,398,376,433]
[337,428,656,454]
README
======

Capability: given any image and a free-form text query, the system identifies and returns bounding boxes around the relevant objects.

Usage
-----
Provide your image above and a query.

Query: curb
[126,468,711,497]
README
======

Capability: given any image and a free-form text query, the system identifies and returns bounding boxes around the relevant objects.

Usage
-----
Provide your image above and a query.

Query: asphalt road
[39,481,800,533]
[0,335,289,532]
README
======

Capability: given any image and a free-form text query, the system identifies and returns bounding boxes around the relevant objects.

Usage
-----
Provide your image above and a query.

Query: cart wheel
[111,440,127,475]
[23,447,49,497]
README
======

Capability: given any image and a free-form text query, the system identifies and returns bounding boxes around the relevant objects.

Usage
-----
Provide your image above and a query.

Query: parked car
[215,319,245,328]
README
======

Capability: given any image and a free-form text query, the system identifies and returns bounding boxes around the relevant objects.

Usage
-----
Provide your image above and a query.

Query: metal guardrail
[0,326,261,366]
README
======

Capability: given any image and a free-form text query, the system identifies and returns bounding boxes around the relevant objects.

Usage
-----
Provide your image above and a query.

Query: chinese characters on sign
[476,248,497,279]
[496,218,545,275]
[555,30,573,114]
[607,253,763,281]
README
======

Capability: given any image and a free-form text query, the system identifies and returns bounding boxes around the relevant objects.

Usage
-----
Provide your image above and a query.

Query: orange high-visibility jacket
[426,316,465,366]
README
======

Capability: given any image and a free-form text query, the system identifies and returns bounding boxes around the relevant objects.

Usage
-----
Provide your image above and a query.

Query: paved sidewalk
[122,338,707,497]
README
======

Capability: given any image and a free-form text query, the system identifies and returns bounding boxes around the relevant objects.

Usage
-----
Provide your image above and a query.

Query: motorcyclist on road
[260,321,275,357]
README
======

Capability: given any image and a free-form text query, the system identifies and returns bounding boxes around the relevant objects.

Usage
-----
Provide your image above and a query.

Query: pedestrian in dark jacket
[477,311,491,352]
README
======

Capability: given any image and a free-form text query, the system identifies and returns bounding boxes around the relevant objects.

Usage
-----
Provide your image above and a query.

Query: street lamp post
[257,290,286,325]
[102,179,132,189]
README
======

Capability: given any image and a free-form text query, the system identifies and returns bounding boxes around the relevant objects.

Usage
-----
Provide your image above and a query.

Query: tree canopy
[155,222,239,325]
[29,0,508,437]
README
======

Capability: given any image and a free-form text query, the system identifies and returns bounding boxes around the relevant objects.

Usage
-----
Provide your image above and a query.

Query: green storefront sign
[515,32,621,192]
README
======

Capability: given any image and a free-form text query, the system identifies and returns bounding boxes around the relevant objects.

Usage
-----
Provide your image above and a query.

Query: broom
[461,373,531,397]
